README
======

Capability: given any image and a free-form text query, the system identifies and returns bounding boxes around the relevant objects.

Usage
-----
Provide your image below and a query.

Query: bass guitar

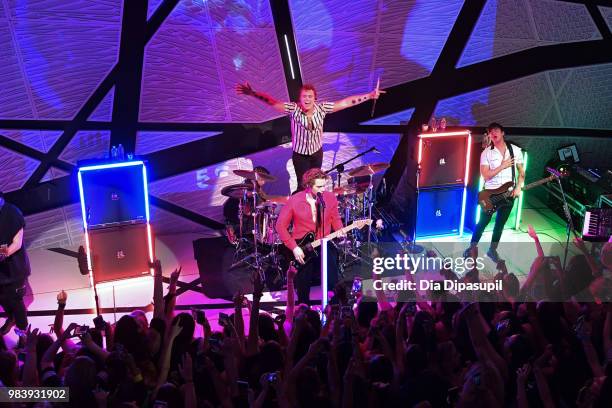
[478,171,567,216]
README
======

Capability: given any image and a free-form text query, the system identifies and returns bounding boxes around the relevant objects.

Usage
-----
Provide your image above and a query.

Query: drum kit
[221,161,389,289]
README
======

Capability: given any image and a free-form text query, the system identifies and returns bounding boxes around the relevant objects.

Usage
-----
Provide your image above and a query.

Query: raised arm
[236,81,286,112]
[331,87,384,113]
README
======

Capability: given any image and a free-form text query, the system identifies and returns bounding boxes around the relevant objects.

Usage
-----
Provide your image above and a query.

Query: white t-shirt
[480,143,524,189]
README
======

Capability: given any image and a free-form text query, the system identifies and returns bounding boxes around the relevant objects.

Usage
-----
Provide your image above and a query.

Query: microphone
[546,167,562,178]
[316,192,326,208]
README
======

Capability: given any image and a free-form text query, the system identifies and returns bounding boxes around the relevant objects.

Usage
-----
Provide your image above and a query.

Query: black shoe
[0,318,15,336]
[487,248,501,263]
[463,246,477,259]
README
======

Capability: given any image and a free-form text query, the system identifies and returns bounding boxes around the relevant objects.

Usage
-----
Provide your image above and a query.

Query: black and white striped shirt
[284,101,334,155]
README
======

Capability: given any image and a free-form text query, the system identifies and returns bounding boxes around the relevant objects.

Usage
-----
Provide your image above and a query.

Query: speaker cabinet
[79,163,147,227]
[89,224,152,284]
[418,132,471,188]
[403,185,466,239]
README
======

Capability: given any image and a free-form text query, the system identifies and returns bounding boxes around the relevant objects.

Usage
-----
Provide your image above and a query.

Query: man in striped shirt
[236,82,384,191]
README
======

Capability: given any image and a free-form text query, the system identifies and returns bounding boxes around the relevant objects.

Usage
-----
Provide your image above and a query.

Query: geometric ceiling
[0,0,611,245]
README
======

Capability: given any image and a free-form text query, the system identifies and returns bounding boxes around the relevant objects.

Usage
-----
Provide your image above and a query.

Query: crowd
[1,229,611,408]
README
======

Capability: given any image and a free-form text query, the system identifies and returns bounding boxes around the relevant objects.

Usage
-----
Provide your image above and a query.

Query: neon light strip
[142,164,150,222]
[460,187,467,236]
[284,35,295,80]
[77,171,88,230]
[79,160,144,172]
[321,238,329,321]
[475,176,484,224]
[417,138,423,165]
[418,131,471,138]
[464,133,472,186]
[95,275,153,290]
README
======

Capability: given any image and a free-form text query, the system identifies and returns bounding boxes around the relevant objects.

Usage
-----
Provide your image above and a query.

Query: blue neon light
[78,160,145,173]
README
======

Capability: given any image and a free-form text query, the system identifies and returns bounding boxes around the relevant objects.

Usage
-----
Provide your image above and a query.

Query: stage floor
[2,193,582,347]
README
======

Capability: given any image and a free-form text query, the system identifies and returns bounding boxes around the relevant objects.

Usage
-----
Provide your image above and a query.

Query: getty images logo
[435,209,442,217]
[439,158,446,165]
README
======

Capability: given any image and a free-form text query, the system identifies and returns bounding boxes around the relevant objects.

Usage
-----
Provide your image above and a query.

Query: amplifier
[88,223,152,284]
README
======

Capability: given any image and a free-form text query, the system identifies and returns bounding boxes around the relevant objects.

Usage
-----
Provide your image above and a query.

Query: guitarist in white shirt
[464,123,525,262]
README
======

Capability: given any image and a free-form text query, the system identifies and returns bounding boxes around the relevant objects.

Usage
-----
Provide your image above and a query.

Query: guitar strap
[506,141,516,187]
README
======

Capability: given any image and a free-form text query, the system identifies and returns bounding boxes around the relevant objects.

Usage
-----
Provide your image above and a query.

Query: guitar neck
[502,176,553,198]
[310,224,361,249]
[523,176,554,191]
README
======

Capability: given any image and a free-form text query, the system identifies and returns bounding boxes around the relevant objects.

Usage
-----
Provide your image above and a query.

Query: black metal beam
[20,0,180,189]
[0,135,75,172]
[555,0,612,7]
[110,0,148,154]
[142,120,290,181]
[269,0,303,100]
[585,2,612,39]
[0,120,110,130]
[149,196,224,230]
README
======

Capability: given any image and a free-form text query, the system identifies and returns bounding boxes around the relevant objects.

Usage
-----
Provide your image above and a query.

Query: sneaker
[487,248,502,263]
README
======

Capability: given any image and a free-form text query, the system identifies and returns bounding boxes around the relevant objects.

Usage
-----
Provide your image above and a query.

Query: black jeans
[294,245,338,306]
[470,200,514,248]
[292,149,323,192]
[0,279,28,330]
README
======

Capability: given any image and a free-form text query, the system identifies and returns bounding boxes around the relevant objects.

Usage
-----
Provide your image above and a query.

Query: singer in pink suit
[236,82,384,191]
[465,123,525,263]
[276,168,344,305]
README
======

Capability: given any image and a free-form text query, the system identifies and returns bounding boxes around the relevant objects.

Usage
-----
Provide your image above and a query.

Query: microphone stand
[325,146,378,188]
[555,174,575,272]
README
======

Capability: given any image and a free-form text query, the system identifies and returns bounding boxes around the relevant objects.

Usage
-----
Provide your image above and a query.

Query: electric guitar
[478,171,567,216]
[283,219,372,264]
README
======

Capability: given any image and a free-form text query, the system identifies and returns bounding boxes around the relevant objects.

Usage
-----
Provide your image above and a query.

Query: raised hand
[25,326,39,352]
[169,320,183,340]
[57,290,68,305]
[236,81,254,96]
[252,271,264,298]
[527,224,538,240]
[170,266,182,283]
[178,352,193,382]
[286,264,298,281]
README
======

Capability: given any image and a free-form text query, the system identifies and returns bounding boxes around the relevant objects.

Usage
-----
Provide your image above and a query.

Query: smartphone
[93,315,106,331]
[351,278,362,294]
[191,308,206,325]
[266,372,278,384]
[74,325,89,336]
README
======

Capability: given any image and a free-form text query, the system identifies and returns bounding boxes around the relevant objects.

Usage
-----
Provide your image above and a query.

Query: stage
[2,190,583,347]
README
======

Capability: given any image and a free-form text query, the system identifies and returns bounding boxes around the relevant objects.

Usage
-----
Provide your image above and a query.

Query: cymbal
[333,182,369,196]
[266,195,289,205]
[221,183,255,199]
[347,162,390,177]
[234,169,277,182]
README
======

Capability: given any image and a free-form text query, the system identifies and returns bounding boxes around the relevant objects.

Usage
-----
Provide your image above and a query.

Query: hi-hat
[221,183,255,199]
[234,169,277,182]
[347,162,389,177]
[265,195,289,204]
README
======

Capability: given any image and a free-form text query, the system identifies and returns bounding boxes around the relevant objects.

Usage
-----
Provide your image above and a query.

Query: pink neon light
[84,232,94,288]
[418,131,471,138]
[464,133,472,186]
[417,138,423,164]
[146,223,154,275]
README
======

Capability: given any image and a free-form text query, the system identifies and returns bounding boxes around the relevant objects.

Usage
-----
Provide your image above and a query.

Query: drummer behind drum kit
[221,162,390,290]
